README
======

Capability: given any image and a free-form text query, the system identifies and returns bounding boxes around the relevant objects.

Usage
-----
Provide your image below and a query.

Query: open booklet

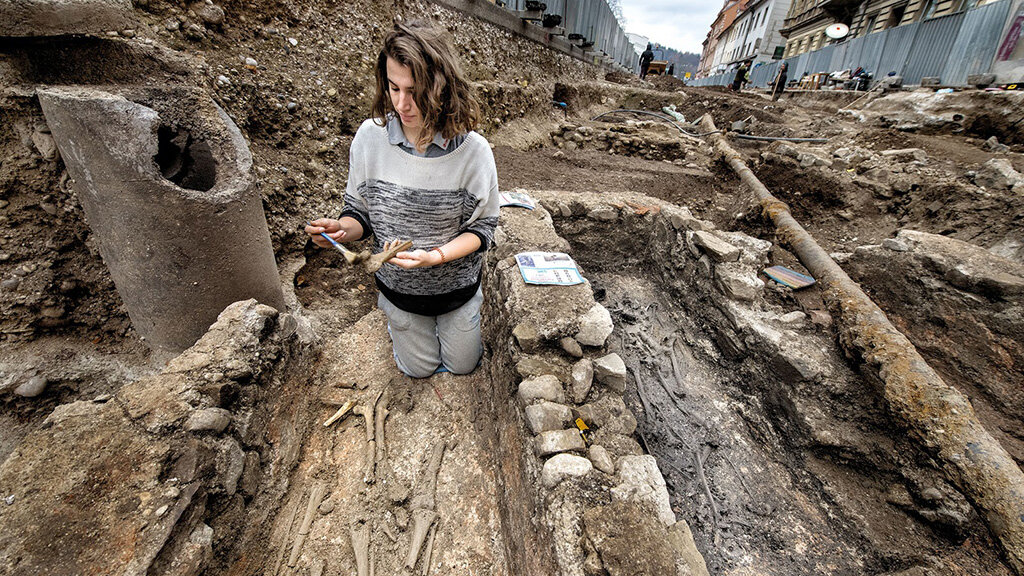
[499,190,536,210]
[515,252,585,286]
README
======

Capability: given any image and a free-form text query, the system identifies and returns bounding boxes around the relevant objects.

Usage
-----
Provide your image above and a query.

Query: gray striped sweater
[341,118,499,315]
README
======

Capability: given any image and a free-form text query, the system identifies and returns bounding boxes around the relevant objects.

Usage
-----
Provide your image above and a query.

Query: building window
[957,0,979,11]
[919,0,939,19]
[862,13,878,35]
[886,3,908,28]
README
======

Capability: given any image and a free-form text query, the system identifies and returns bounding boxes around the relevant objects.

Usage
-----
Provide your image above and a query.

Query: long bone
[405,440,452,570]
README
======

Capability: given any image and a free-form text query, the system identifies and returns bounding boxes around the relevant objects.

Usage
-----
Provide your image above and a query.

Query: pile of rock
[485,200,710,576]
[484,187,834,574]
[549,121,693,161]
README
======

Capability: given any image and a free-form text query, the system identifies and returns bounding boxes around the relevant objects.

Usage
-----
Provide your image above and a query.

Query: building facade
[723,0,794,65]
[781,0,1004,57]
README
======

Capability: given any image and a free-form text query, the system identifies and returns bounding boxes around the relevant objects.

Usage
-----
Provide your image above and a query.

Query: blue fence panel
[941,0,1013,84]
[874,23,919,77]
[829,41,850,71]
[903,11,967,83]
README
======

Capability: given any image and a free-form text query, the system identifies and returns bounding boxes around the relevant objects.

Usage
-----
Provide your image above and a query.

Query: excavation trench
[538,189,1015,576]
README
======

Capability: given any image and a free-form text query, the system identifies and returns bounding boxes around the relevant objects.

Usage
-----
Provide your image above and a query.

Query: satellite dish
[826,23,850,39]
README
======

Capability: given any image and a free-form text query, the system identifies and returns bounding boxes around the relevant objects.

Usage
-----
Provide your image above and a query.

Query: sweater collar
[386,114,450,152]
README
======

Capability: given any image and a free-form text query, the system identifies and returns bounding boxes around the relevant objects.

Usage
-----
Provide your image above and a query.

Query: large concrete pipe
[38,86,285,353]
[700,114,1024,574]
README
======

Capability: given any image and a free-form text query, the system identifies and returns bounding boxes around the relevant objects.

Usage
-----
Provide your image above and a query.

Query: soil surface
[2,2,1023,574]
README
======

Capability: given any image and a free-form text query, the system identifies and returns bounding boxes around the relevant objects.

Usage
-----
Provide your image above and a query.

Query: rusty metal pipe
[700,114,1024,574]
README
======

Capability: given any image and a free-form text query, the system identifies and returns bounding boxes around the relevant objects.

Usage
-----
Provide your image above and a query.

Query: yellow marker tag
[575,418,590,445]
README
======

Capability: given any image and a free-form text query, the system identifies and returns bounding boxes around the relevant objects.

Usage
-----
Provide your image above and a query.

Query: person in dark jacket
[731,62,749,91]
[639,43,654,79]
[771,62,788,101]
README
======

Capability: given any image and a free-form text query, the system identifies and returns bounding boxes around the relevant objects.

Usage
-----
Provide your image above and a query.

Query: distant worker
[731,62,749,91]
[640,43,654,79]
[771,62,788,101]
[667,63,675,77]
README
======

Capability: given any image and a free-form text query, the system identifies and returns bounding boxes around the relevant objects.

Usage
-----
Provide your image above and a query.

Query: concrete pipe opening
[155,125,218,192]
[37,86,284,354]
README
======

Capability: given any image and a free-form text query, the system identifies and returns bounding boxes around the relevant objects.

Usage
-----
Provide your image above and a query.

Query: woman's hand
[388,248,443,269]
[305,218,347,248]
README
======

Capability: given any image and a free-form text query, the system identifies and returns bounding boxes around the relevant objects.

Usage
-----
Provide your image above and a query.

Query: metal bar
[699,114,1024,576]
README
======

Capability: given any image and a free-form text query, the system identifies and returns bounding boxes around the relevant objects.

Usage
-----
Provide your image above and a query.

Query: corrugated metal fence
[691,0,1012,87]
[498,0,637,70]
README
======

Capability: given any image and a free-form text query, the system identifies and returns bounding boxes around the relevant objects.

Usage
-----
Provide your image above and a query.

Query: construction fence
[499,0,637,70]
[690,0,1013,88]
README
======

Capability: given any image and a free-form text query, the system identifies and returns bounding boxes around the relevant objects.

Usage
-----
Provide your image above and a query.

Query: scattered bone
[381,521,398,542]
[269,497,301,576]
[375,391,390,464]
[350,520,370,576]
[288,482,326,567]
[352,394,380,484]
[421,521,438,576]
[405,508,438,571]
[405,440,452,571]
[365,239,414,273]
[323,400,355,427]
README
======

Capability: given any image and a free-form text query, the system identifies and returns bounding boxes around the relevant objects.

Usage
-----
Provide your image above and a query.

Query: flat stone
[569,358,593,404]
[518,375,565,405]
[13,375,48,398]
[668,520,711,576]
[31,131,58,161]
[559,336,583,358]
[715,263,764,301]
[611,455,675,526]
[536,429,586,457]
[880,148,927,163]
[593,353,627,393]
[575,304,613,347]
[691,231,740,262]
[186,408,232,433]
[525,401,573,434]
[589,445,615,474]
[777,311,807,327]
[967,73,996,87]
[882,238,911,252]
[516,355,569,382]
[985,136,1010,153]
[975,158,1021,190]
[512,322,542,353]
[540,453,593,488]
[215,438,245,496]
[588,206,618,222]
[583,501,677,576]
[577,395,636,435]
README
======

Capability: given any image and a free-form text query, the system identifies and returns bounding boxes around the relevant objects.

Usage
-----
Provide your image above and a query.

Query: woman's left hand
[389,248,442,269]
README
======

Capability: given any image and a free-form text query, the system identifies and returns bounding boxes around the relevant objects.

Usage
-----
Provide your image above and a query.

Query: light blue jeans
[377,287,484,378]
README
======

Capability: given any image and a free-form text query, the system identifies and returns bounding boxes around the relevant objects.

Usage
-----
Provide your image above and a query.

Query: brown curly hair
[372,20,481,149]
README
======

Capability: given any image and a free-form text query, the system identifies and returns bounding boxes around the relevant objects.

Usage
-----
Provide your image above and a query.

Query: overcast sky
[620,0,719,55]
